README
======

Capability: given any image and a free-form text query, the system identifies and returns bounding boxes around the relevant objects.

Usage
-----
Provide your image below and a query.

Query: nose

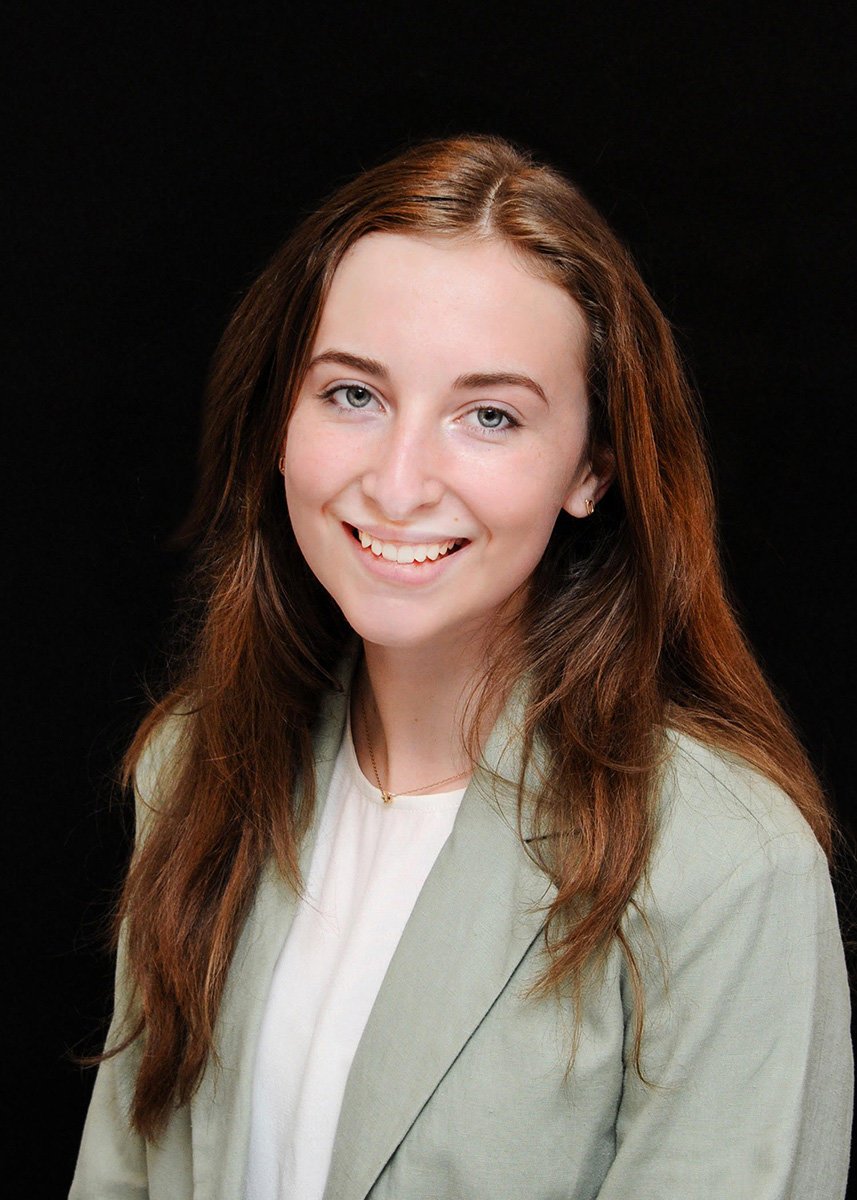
[360,418,444,521]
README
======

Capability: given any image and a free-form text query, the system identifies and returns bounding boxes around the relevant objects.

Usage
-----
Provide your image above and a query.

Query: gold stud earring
[278,455,285,475]
[585,498,595,516]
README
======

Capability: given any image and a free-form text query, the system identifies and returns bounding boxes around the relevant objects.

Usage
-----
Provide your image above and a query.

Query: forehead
[313,232,587,388]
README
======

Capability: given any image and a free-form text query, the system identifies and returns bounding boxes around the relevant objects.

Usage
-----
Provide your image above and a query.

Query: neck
[352,637,505,797]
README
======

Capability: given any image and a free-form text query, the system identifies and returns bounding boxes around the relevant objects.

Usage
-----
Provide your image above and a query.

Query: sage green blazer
[70,682,852,1200]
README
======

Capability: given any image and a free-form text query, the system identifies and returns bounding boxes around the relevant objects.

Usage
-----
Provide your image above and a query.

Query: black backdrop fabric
[5,1,855,1192]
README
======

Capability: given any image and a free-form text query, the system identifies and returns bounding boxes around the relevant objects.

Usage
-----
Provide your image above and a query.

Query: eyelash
[472,406,520,433]
[319,383,379,411]
[317,384,521,435]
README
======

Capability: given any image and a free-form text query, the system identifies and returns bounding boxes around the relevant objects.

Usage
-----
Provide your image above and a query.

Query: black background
[5,1,855,1193]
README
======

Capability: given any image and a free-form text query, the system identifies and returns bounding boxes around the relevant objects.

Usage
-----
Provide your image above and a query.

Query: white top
[243,715,466,1200]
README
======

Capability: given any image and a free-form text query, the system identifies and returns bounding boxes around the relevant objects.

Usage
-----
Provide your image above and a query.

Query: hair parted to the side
[109,134,831,1137]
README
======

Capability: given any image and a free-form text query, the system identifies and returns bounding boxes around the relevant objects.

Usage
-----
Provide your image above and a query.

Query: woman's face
[283,232,603,657]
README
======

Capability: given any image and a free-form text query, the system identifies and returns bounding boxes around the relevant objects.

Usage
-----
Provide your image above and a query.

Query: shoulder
[640,730,828,922]
[131,706,194,841]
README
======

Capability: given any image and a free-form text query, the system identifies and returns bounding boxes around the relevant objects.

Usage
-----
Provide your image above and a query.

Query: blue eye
[320,383,377,410]
[342,385,373,408]
[475,407,517,430]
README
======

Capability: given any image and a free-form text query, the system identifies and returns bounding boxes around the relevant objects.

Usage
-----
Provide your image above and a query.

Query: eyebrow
[308,350,390,378]
[308,351,551,406]
[453,371,549,405]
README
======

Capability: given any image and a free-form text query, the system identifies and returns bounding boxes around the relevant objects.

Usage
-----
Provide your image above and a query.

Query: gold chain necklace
[359,697,471,804]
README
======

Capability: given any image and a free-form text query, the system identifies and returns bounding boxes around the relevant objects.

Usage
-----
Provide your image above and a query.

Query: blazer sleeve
[69,714,187,1199]
[594,762,852,1199]
[68,930,149,1199]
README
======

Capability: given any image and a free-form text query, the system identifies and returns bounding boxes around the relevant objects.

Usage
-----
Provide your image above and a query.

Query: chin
[343,619,441,652]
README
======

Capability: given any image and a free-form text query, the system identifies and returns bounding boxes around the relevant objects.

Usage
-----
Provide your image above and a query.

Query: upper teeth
[357,528,463,564]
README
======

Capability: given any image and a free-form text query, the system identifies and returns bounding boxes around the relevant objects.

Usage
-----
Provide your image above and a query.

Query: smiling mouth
[347,525,469,565]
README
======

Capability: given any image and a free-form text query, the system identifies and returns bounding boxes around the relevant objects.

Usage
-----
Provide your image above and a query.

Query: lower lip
[342,524,470,585]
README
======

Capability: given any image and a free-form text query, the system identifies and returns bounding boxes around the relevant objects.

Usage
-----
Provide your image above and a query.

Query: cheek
[283,420,335,510]
[284,455,320,509]
[284,407,365,504]
[481,474,569,542]
[465,433,584,531]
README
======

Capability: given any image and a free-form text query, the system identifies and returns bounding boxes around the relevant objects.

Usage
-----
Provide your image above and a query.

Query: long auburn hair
[111,135,831,1137]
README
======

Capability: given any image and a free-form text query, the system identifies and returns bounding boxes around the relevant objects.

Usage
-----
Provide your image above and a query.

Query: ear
[561,445,615,519]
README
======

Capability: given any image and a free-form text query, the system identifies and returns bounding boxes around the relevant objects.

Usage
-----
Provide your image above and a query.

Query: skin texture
[283,232,612,793]
[284,233,605,661]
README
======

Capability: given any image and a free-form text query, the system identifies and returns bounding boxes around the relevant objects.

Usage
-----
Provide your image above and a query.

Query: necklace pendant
[381,789,393,805]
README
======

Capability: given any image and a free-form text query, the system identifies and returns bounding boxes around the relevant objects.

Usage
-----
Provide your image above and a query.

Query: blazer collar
[189,678,351,1200]
[189,663,554,1200]
[323,683,555,1200]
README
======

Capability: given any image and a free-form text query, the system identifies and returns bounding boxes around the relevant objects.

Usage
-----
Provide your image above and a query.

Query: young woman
[71,135,852,1199]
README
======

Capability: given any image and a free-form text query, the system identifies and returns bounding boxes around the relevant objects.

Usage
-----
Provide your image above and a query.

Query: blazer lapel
[190,677,351,1200]
[323,693,555,1200]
